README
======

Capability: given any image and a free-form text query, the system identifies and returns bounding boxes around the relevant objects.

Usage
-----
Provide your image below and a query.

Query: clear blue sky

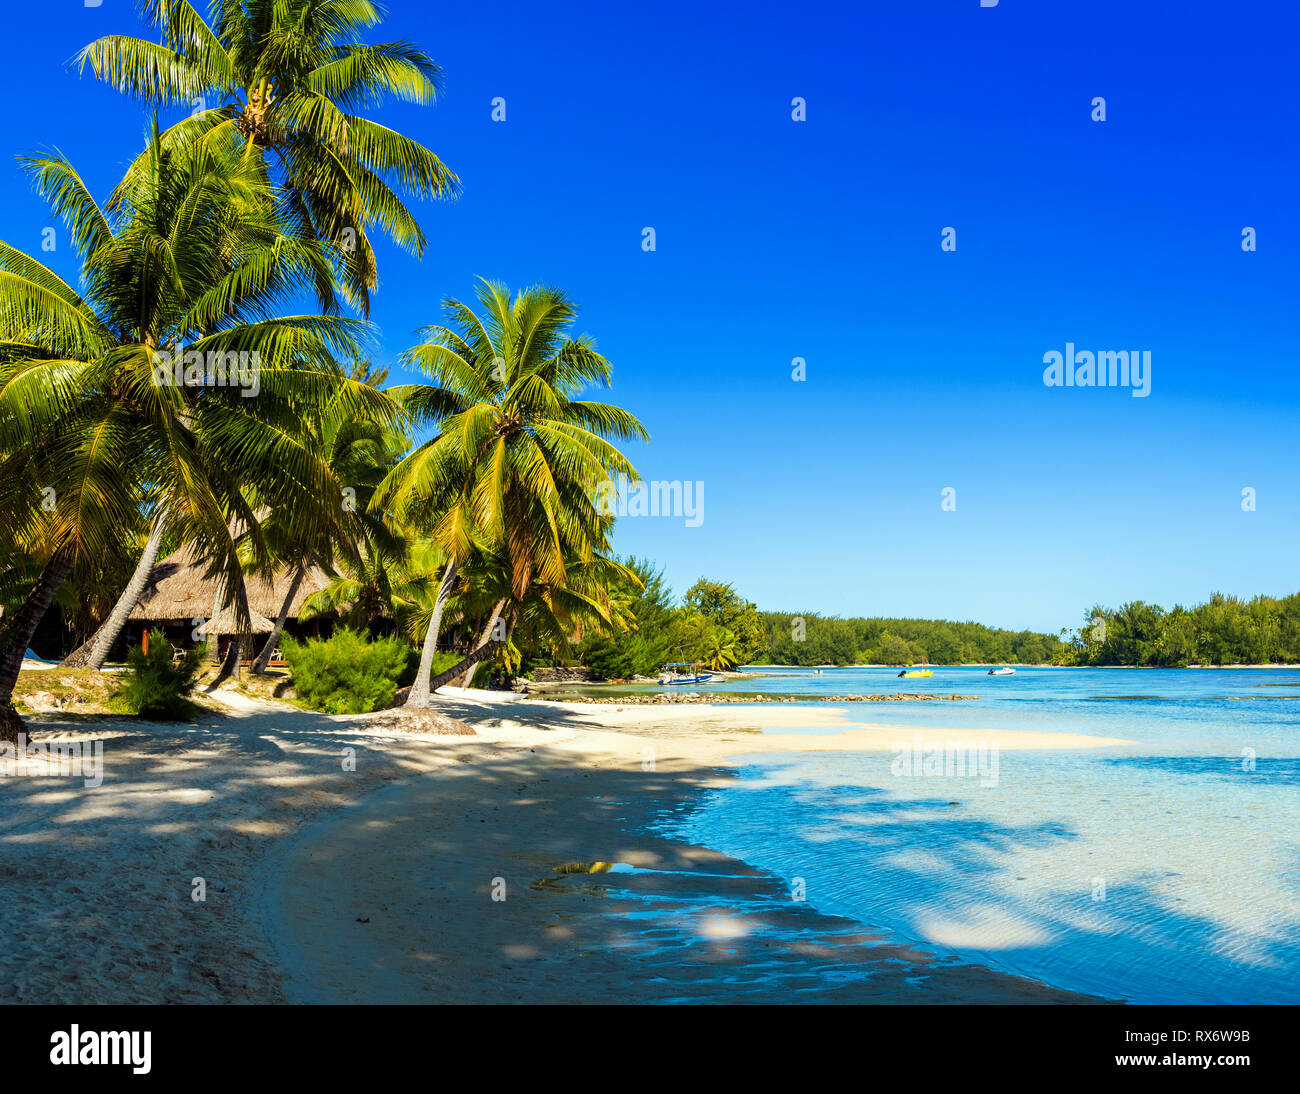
[3,1,1297,633]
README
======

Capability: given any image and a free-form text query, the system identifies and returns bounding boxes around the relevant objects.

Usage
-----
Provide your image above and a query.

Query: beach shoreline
[0,691,1123,1004]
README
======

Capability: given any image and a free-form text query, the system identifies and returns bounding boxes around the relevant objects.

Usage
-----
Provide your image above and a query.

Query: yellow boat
[897,669,933,678]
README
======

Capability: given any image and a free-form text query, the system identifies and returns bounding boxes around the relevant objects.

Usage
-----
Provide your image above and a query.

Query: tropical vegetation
[1055,592,1300,667]
[117,629,204,719]
[574,580,1300,671]
[0,116,387,734]
[281,627,418,714]
[575,568,1065,673]
[371,278,647,705]
[77,0,458,314]
[0,0,644,735]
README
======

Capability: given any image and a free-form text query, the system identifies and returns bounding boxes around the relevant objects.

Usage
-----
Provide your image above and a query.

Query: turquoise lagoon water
[654,666,1300,1003]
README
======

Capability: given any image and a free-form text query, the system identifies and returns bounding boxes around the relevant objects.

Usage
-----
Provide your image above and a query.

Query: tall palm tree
[0,129,385,735]
[373,280,648,707]
[77,0,458,314]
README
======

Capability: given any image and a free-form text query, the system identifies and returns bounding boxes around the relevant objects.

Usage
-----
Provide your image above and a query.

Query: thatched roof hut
[129,541,334,624]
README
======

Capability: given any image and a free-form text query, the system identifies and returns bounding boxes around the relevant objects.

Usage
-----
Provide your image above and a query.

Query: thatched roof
[197,606,275,635]
[129,541,334,624]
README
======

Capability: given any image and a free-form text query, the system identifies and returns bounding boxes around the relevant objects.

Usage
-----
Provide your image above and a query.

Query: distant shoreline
[743,663,1297,670]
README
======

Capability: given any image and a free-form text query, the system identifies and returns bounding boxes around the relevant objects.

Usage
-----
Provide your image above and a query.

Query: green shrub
[283,628,421,714]
[117,630,203,720]
[428,650,464,678]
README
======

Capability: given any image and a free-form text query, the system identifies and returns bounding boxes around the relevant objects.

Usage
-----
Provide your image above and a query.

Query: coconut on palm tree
[373,279,648,707]
[77,0,458,314]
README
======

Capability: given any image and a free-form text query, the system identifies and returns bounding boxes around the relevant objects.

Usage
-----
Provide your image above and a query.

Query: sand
[0,689,1125,1004]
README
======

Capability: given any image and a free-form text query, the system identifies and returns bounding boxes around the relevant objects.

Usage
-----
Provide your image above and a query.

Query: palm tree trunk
[427,637,504,693]
[62,508,169,669]
[252,564,304,674]
[207,573,251,688]
[0,547,75,742]
[459,599,507,688]
[206,585,224,663]
[231,570,253,683]
[405,557,458,708]
[214,630,243,684]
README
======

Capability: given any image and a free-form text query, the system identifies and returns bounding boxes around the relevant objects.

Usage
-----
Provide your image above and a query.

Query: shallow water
[658,667,1300,1003]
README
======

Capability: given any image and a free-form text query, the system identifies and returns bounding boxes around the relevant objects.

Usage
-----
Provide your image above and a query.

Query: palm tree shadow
[264,746,1113,1004]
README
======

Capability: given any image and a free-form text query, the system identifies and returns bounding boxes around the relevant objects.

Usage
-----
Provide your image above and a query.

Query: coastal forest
[577,564,1300,673]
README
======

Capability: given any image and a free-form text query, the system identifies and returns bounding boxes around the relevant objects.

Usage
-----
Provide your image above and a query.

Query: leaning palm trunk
[0,547,76,741]
[213,627,243,684]
[62,508,169,669]
[406,557,459,708]
[459,599,507,688]
[427,637,505,693]
[251,564,304,674]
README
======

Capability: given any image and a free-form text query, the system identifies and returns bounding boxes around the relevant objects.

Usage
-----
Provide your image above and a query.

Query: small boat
[987,667,1016,676]
[658,662,715,685]
[898,669,933,678]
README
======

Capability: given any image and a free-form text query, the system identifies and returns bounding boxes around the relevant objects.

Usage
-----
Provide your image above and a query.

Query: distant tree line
[572,563,1062,674]
[570,567,1300,676]
[759,612,1061,666]
[1058,592,1300,666]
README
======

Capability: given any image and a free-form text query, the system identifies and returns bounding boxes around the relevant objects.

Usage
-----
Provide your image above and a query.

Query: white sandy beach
[0,686,1126,1004]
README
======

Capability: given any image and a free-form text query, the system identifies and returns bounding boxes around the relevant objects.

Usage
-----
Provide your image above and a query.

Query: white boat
[658,662,715,685]
[987,667,1016,676]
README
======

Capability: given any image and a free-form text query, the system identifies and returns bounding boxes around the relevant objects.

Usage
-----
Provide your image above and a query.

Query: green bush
[117,629,203,720]
[427,650,464,679]
[283,628,421,714]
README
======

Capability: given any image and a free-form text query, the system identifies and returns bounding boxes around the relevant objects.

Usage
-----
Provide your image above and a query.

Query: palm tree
[53,127,389,672]
[0,129,385,734]
[77,0,458,314]
[703,627,739,671]
[373,280,648,707]
[247,362,406,672]
[403,547,632,694]
[300,533,438,638]
[481,548,641,686]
